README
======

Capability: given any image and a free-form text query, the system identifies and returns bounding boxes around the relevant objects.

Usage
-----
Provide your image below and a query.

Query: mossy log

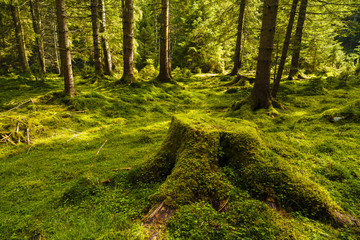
[128,115,358,226]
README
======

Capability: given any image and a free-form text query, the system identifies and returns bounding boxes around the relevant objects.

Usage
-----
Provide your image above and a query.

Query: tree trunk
[251,0,279,109]
[56,0,75,98]
[288,0,307,80]
[98,0,112,75]
[53,20,61,74]
[91,0,103,76]
[157,0,171,82]
[10,0,30,73]
[30,0,46,74]
[271,0,299,98]
[120,0,135,84]
[230,0,246,76]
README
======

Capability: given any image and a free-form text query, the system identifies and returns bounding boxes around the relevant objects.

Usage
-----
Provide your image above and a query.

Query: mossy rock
[128,114,357,226]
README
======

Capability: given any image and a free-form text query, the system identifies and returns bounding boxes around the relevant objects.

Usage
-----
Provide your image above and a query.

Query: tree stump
[129,114,358,226]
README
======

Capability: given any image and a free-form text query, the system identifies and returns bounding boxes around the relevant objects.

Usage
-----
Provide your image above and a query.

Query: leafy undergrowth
[0,71,359,239]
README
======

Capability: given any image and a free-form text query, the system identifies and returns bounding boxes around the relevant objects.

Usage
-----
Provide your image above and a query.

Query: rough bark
[91,0,103,76]
[271,0,299,98]
[251,0,279,109]
[56,0,75,98]
[230,0,247,76]
[157,0,171,82]
[98,0,112,75]
[288,0,307,80]
[129,115,359,227]
[30,0,46,74]
[10,1,30,73]
[120,0,135,84]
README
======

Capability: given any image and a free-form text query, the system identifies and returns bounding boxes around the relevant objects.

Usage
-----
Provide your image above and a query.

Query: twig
[218,197,230,212]
[91,140,107,165]
[111,167,132,171]
[61,127,80,133]
[7,99,33,112]
[26,128,30,144]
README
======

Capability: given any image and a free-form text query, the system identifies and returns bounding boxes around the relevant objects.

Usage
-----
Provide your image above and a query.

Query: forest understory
[0,72,359,239]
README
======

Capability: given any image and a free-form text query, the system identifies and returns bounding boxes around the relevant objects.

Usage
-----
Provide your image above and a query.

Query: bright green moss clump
[128,114,356,226]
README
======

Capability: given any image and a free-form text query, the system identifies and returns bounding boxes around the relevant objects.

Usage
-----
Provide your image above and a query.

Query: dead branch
[91,140,108,165]
[7,99,33,112]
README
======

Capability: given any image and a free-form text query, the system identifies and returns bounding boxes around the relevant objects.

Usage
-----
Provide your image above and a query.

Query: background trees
[0,0,358,98]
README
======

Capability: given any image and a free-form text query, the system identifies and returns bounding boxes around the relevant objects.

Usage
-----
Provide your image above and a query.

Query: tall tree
[251,0,279,109]
[120,0,135,83]
[288,0,307,79]
[91,0,103,75]
[30,0,46,74]
[10,0,30,73]
[157,0,171,82]
[230,0,247,76]
[98,0,112,75]
[56,0,75,97]
[271,0,299,98]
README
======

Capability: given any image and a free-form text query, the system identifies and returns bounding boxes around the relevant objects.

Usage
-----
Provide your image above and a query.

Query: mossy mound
[128,114,357,226]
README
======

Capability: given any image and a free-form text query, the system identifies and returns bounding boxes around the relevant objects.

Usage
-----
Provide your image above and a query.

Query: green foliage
[1,72,360,239]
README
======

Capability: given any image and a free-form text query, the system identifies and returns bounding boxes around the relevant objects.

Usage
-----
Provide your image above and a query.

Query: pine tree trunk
[91,0,103,76]
[10,1,30,73]
[251,0,279,109]
[271,0,298,98]
[30,0,46,74]
[121,0,135,84]
[288,0,307,80]
[56,0,75,98]
[157,0,171,82]
[53,20,61,74]
[98,0,112,75]
[230,0,246,76]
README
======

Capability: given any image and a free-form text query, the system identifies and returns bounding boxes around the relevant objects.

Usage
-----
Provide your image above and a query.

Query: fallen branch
[92,140,108,165]
[111,167,132,171]
[7,99,33,112]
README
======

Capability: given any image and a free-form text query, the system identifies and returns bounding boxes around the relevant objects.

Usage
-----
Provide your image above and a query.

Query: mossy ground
[0,71,359,239]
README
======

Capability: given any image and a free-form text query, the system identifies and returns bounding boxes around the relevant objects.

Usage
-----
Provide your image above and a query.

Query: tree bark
[288,0,307,80]
[98,0,112,75]
[157,0,171,82]
[30,0,46,74]
[10,0,30,73]
[121,0,135,84]
[271,0,299,98]
[251,0,279,109]
[91,0,103,76]
[56,0,75,98]
[230,0,246,76]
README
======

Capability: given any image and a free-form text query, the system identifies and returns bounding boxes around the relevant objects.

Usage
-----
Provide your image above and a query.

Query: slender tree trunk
[288,0,307,80]
[230,0,246,76]
[91,0,103,76]
[56,0,75,98]
[98,0,112,75]
[121,0,135,83]
[271,0,298,98]
[157,0,171,82]
[30,0,46,74]
[10,1,30,73]
[251,0,279,109]
[53,20,61,74]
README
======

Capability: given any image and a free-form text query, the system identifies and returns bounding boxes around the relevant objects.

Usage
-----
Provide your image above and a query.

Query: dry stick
[7,99,33,112]
[92,140,107,166]
[218,197,230,212]
[111,167,132,171]
[26,128,30,144]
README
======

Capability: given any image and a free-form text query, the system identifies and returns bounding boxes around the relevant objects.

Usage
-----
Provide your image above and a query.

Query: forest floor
[0,72,359,239]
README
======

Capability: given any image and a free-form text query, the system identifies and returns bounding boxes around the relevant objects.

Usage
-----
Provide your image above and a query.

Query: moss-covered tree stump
[128,115,358,226]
